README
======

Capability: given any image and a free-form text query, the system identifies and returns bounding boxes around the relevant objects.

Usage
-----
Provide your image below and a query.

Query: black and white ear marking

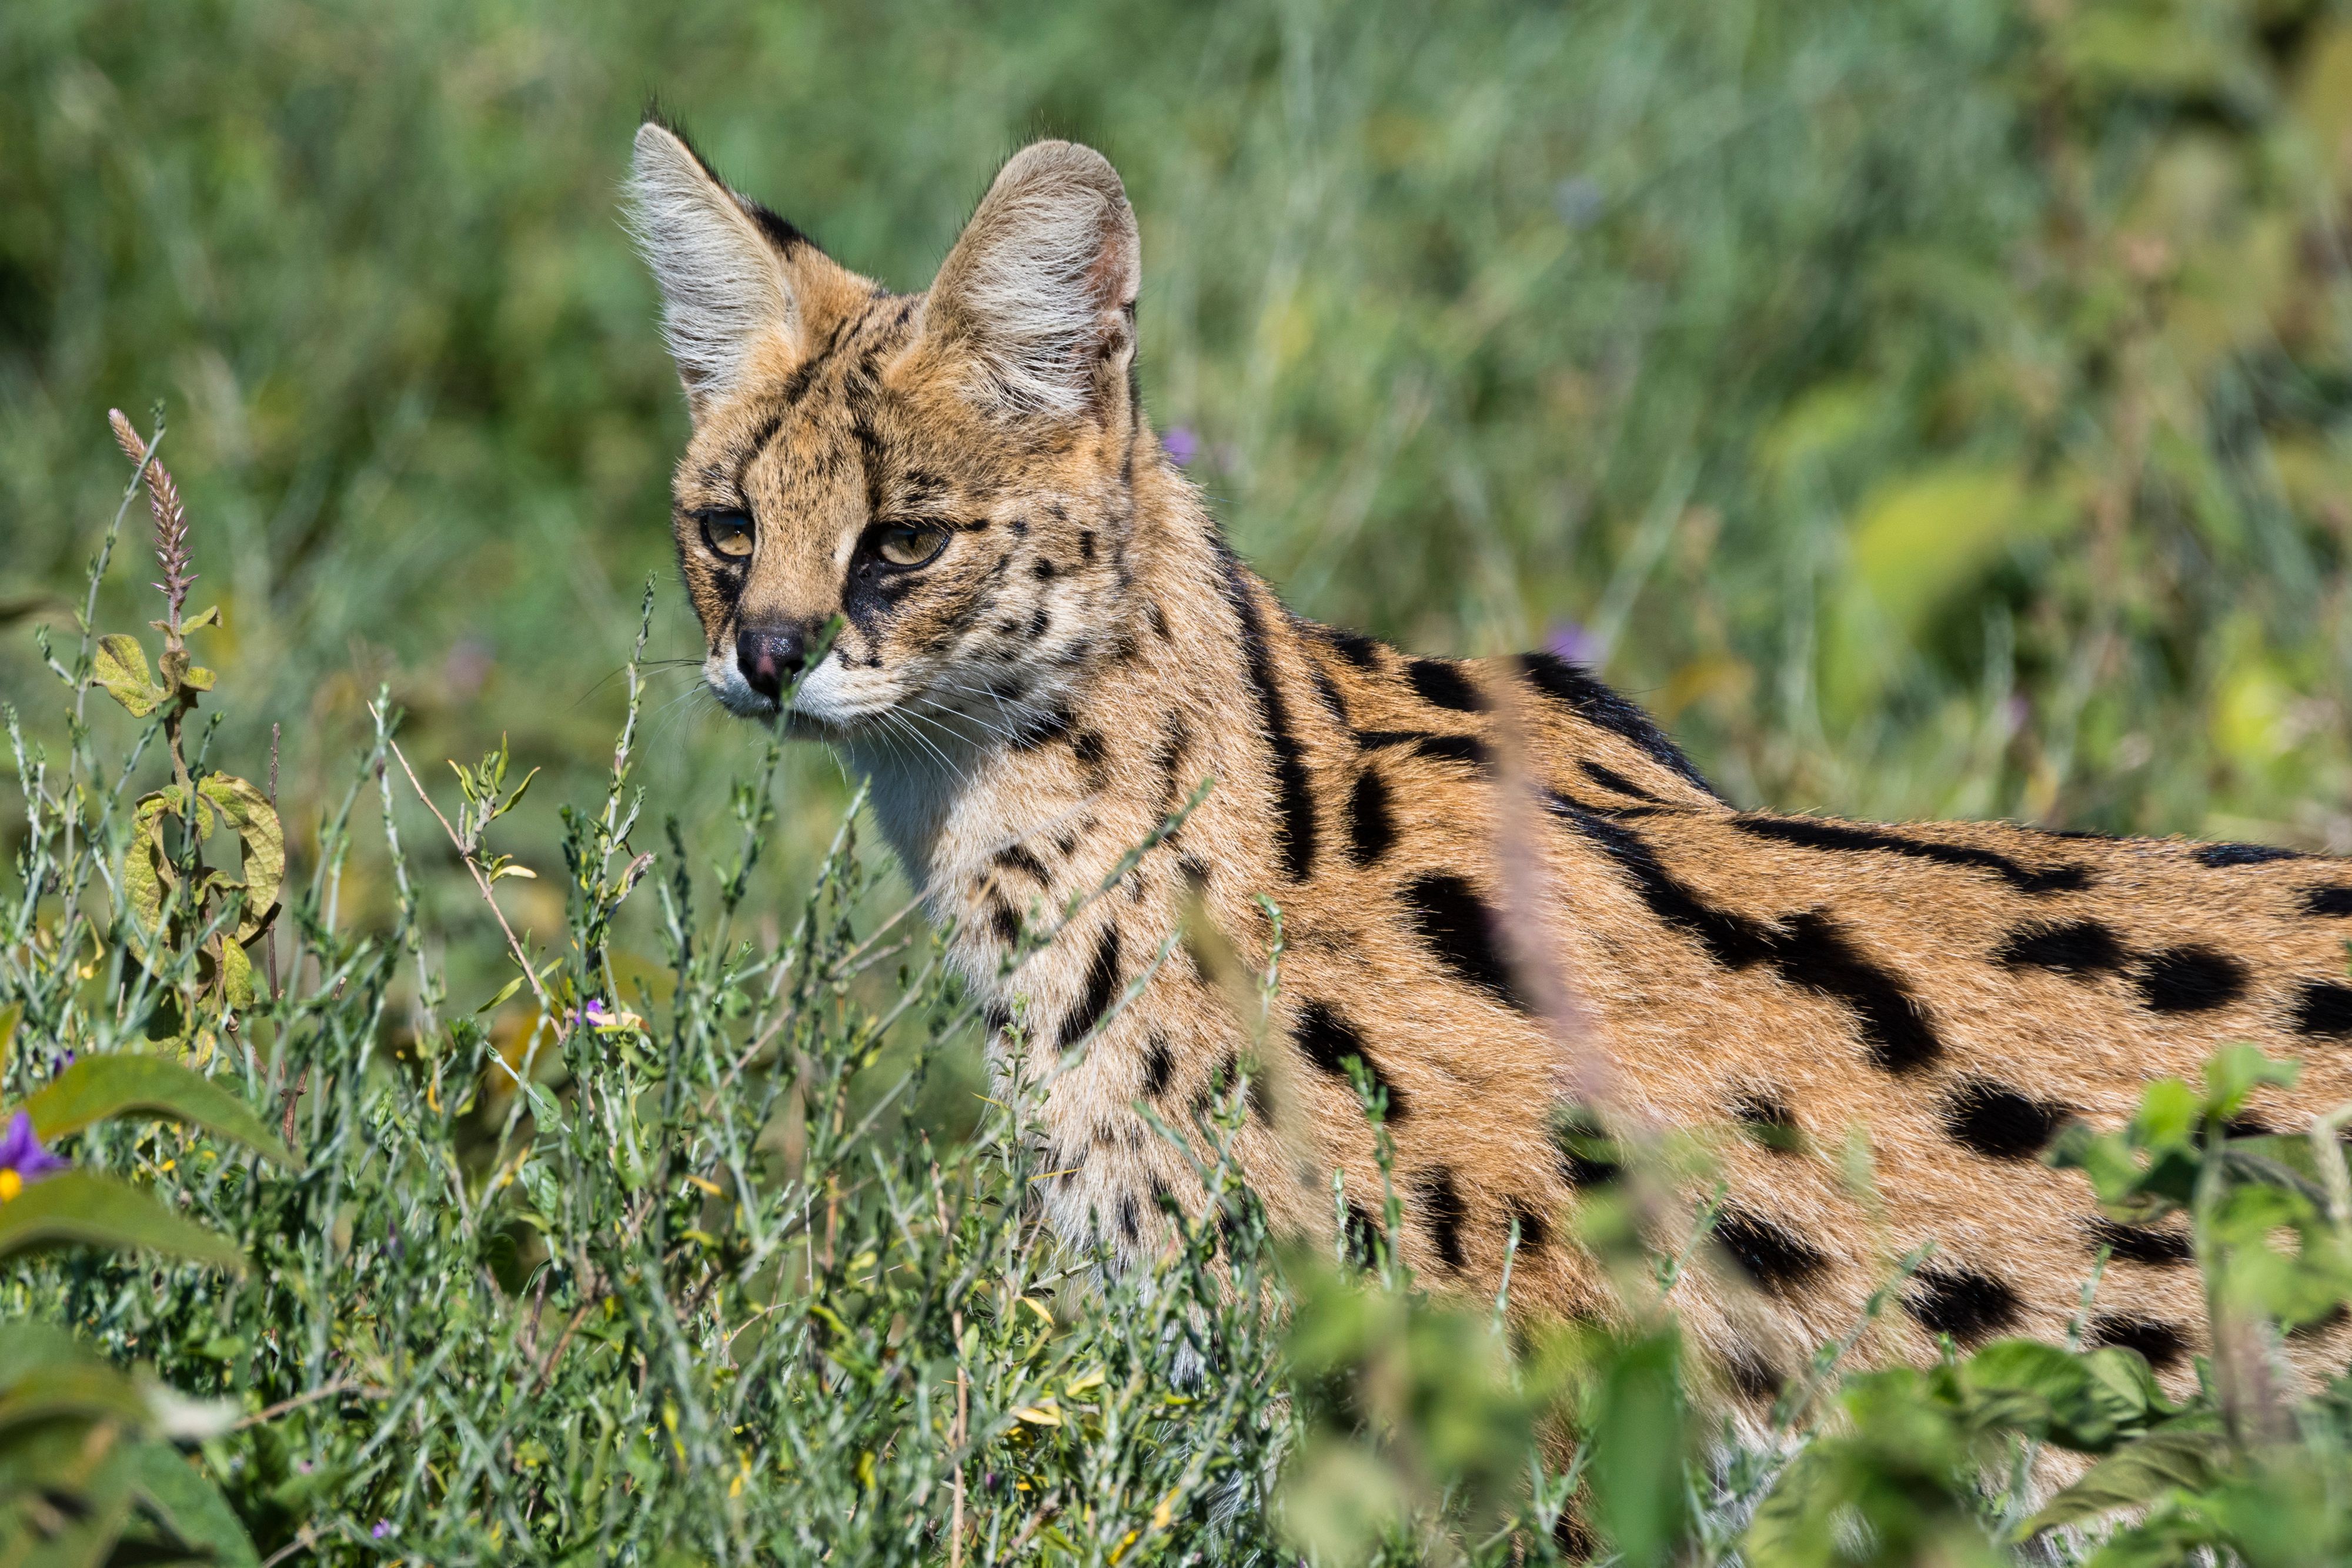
[927,140,1140,420]
[626,122,801,407]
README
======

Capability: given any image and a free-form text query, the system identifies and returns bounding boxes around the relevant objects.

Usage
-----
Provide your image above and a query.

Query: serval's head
[627,120,1150,740]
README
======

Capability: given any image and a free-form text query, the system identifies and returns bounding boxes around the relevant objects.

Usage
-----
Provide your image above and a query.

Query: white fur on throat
[626,124,796,403]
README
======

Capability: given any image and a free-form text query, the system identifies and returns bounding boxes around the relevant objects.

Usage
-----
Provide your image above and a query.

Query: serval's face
[629,125,1145,743]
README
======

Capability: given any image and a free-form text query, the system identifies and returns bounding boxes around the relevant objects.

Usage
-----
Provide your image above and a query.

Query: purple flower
[567,998,645,1033]
[0,1111,68,1201]
[371,1520,392,1540]
[1161,426,1199,467]
[1546,623,1603,668]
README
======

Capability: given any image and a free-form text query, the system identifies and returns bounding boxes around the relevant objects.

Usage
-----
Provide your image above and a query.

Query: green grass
[6,0,2352,1560]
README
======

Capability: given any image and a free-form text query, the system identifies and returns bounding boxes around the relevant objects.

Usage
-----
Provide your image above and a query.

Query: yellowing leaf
[195,775,285,941]
[94,634,163,717]
[1012,1401,1062,1426]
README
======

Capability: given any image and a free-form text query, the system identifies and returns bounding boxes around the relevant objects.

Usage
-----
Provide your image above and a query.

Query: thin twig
[229,1379,388,1431]
[383,728,552,1012]
[533,1299,599,1393]
[262,722,281,1002]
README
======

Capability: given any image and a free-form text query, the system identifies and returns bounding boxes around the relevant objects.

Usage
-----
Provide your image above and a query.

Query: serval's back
[625,118,2352,1422]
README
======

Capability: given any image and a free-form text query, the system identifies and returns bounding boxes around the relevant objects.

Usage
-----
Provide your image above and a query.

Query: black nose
[735,624,808,701]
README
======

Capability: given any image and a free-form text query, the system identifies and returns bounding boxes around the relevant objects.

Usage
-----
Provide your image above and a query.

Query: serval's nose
[734,623,810,703]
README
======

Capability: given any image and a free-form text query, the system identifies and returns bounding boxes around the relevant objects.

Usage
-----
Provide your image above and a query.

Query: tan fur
[629,123,2352,1420]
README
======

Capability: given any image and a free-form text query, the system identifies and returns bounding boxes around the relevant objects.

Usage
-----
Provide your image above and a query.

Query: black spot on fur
[1217,551,1317,880]
[1011,706,1074,750]
[1941,1079,2073,1160]
[1309,662,1349,727]
[2087,1218,2193,1266]
[2085,1315,2187,1370]
[1412,733,1489,771]
[1408,658,1484,713]
[1733,814,2091,895]
[1551,1105,1622,1188]
[1070,728,1107,777]
[1725,1346,1785,1400]
[994,843,1049,884]
[1415,1167,1468,1271]
[1119,1195,1140,1244]
[1996,920,2127,976]
[1578,760,1661,803]
[2132,946,2247,1014]
[1549,800,1943,1071]
[1247,1065,1274,1125]
[1552,1510,1595,1559]
[988,898,1021,948]
[1358,729,1489,771]
[1058,925,1121,1051]
[1903,1265,2022,1346]
[1025,606,1050,638]
[1177,855,1210,892]
[983,999,1011,1035]
[1292,1001,1408,1121]
[2289,1303,2348,1340]
[2303,886,2352,917]
[1345,769,1396,867]
[1732,1093,1803,1153]
[1713,1206,1828,1294]
[1505,1196,1550,1254]
[2294,982,2352,1037]
[1768,921,1954,1071]
[1520,651,1717,797]
[1140,1033,1174,1098]
[1077,529,1095,562]
[1341,1199,1382,1268]
[1331,633,1382,670]
[2196,841,2303,867]
[1400,873,1531,1014]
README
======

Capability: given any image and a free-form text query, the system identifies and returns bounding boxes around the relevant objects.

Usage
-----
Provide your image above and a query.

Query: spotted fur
[630,122,2352,1429]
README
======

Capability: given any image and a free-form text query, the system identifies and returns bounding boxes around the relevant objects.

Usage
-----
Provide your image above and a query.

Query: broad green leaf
[0,1362,152,1437]
[195,774,283,940]
[2204,1044,2297,1121]
[92,634,163,718]
[181,664,215,691]
[1584,1328,1690,1568]
[0,1171,245,1272]
[179,605,222,633]
[122,1438,262,1568]
[2019,1426,2229,1538]
[0,1320,96,1388]
[25,1054,292,1166]
[216,938,256,1011]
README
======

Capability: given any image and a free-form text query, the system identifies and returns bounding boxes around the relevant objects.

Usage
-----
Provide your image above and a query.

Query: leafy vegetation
[7,0,2352,1561]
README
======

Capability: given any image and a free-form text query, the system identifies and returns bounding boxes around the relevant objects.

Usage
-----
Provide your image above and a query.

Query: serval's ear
[926,140,1140,421]
[627,120,810,409]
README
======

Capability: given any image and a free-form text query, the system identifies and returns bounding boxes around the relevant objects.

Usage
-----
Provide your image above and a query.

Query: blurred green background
[6,0,2352,945]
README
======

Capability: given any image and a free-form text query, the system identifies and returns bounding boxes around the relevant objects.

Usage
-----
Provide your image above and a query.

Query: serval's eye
[876,522,950,568]
[700,510,753,560]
